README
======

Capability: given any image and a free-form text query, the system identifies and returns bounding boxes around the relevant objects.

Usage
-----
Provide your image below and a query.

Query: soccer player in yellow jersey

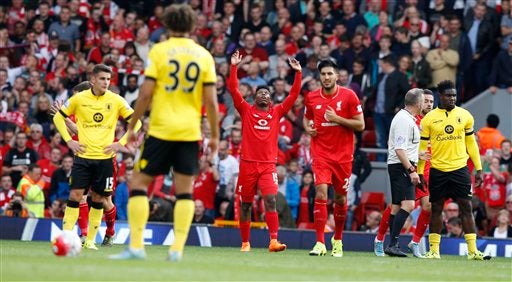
[53,64,141,250]
[417,80,490,260]
[110,4,219,261]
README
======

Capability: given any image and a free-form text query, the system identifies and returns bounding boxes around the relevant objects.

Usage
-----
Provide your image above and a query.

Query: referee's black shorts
[429,166,472,202]
[136,136,199,176]
[387,163,415,205]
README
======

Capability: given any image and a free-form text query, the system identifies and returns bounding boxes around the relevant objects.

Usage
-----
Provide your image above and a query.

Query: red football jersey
[227,65,302,163]
[304,86,362,163]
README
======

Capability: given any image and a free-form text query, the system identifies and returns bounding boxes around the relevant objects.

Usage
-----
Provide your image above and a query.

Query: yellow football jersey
[419,106,475,172]
[60,89,134,159]
[144,37,216,141]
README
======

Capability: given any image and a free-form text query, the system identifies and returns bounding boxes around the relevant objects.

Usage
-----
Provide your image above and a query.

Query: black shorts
[388,163,415,205]
[71,157,115,197]
[137,136,199,176]
[429,167,471,202]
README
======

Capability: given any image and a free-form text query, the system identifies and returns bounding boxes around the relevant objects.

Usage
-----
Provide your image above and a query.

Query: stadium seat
[353,192,386,229]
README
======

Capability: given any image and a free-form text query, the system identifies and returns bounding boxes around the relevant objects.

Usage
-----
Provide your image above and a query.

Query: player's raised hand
[325,106,339,122]
[50,100,64,116]
[288,57,302,72]
[231,50,242,65]
[67,140,86,154]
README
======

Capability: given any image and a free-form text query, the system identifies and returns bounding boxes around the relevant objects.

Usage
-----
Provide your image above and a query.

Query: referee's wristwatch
[407,166,416,174]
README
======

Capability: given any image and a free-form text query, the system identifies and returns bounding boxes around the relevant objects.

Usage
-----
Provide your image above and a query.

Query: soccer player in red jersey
[374,89,434,257]
[303,59,364,257]
[228,50,302,252]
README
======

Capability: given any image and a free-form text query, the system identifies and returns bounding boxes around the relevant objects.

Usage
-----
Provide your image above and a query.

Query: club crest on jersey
[444,125,454,134]
[315,105,321,109]
[336,101,342,111]
[93,112,104,123]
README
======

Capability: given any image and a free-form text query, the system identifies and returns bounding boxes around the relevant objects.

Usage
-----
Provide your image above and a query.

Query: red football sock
[265,211,279,240]
[78,202,89,237]
[104,206,117,237]
[376,206,391,241]
[333,203,348,240]
[239,220,251,243]
[412,209,431,243]
[313,199,327,244]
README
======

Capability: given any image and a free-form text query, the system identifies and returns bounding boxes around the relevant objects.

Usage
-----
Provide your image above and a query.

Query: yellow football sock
[62,206,79,231]
[170,199,194,253]
[429,233,441,254]
[87,207,103,242]
[128,195,149,249]
[464,233,477,254]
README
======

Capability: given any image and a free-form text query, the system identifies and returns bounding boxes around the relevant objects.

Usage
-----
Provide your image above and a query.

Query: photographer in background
[4,192,31,218]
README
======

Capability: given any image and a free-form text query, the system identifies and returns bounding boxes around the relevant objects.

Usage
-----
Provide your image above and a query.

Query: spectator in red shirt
[27,123,51,160]
[227,128,242,160]
[109,14,134,51]
[237,32,269,78]
[84,7,108,51]
[0,175,15,212]
[37,147,61,193]
[193,155,219,218]
[87,32,111,65]
[482,156,508,220]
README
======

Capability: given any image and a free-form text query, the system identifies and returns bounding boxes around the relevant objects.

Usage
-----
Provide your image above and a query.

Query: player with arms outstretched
[228,50,302,252]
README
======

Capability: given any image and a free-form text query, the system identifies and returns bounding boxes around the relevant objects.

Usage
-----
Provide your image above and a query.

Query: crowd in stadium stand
[0,0,511,238]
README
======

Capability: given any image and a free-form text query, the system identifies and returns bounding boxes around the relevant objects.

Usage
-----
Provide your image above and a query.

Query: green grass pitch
[1,240,510,281]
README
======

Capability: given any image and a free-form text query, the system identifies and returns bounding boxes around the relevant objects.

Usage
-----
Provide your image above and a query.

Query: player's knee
[422,201,432,211]
[334,194,346,205]
[241,202,252,212]
[402,200,415,212]
[263,195,276,211]
[69,190,84,202]
[315,192,327,200]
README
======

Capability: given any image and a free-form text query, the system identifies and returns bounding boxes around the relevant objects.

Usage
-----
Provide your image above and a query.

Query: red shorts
[415,164,430,200]
[415,185,429,200]
[312,159,352,195]
[236,161,278,202]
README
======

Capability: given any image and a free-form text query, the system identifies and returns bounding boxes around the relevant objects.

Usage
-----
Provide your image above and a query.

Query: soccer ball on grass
[52,230,82,257]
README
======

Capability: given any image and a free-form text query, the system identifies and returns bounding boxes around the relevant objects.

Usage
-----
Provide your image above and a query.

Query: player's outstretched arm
[279,57,302,115]
[227,50,246,107]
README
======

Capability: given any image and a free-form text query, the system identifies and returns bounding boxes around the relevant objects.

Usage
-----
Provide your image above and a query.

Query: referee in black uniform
[385,88,424,257]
